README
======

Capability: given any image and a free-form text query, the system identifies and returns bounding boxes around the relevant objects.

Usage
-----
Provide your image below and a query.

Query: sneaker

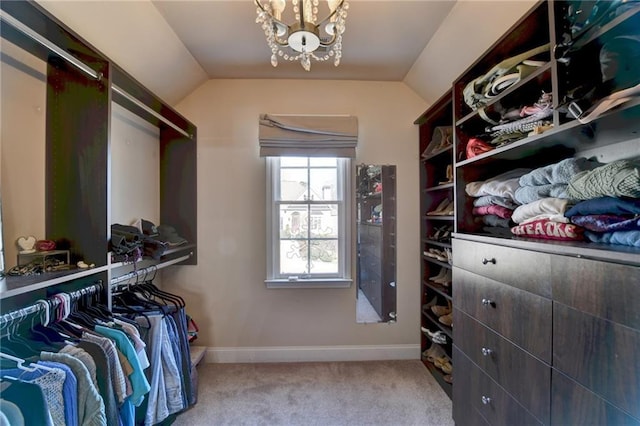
[421,327,447,344]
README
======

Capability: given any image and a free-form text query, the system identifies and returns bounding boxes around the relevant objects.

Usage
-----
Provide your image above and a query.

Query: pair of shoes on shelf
[438,165,454,185]
[434,356,453,374]
[423,342,446,363]
[428,225,452,242]
[423,248,448,262]
[422,296,438,312]
[431,300,452,317]
[421,327,447,344]
[439,312,453,327]
[421,126,453,157]
[427,198,454,216]
[429,268,452,286]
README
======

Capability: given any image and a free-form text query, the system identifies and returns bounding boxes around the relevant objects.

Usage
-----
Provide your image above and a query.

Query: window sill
[265,278,353,289]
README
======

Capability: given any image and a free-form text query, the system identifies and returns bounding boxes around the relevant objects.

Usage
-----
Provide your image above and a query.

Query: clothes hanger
[1,312,39,358]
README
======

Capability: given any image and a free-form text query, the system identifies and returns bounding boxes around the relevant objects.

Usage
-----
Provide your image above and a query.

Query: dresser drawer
[455,309,550,423]
[453,399,491,426]
[553,303,640,419]
[453,239,551,298]
[453,347,544,426]
[551,255,640,330]
[454,267,552,362]
[552,369,640,426]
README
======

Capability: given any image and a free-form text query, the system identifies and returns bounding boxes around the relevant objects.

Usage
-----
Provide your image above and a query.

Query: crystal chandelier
[254,0,349,71]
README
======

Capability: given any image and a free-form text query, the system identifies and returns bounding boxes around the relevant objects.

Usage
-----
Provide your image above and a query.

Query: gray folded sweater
[519,157,603,186]
[566,160,640,200]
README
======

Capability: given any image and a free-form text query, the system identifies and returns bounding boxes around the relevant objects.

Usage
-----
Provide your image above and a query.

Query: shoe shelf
[423,279,451,300]
[421,308,453,339]
[421,144,453,162]
[422,357,453,398]
[422,239,451,250]
[423,182,454,193]
[422,215,454,221]
[415,88,456,398]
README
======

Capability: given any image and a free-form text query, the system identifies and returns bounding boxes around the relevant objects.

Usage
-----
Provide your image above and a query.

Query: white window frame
[265,156,352,288]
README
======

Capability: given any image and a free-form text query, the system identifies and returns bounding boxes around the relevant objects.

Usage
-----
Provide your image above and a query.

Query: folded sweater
[566,160,640,200]
[519,157,603,186]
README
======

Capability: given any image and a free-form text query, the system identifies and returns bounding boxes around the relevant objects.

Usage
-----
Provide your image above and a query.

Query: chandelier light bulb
[254,0,348,71]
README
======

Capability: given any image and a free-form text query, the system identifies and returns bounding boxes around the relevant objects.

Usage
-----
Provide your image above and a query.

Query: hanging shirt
[135,314,183,426]
[38,361,78,426]
[81,333,127,404]
[60,346,98,389]
[93,325,150,407]
[40,351,107,426]
[0,377,53,426]
[1,366,66,426]
[0,398,25,426]
[77,341,119,426]
[112,319,150,371]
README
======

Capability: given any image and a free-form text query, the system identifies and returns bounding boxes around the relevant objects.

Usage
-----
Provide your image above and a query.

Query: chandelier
[254,0,349,71]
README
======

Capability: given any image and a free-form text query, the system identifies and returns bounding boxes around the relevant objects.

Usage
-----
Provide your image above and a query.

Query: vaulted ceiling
[34,1,536,106]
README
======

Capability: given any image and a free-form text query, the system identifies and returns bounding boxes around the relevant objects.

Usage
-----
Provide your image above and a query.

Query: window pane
[280,240,308,274]
[309,158,337,167]
[281,157,307,167]
[279,205,308,239]
[310,204,338,238]
[280,168,308,201]
[309,240,339,274]
[309,168,337,201]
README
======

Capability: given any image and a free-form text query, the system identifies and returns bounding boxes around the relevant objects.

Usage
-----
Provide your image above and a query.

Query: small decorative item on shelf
[35,240,56,251]
[16,235,36,254]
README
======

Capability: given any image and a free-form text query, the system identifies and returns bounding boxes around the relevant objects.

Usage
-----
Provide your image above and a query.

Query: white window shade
[259,114,358,158]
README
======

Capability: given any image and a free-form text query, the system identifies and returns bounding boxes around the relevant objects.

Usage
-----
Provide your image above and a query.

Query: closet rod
[0,9,101,81]
[0,280,102,327]
[0,9,192,140]
[110,254,192,287]
[112,85,193,139]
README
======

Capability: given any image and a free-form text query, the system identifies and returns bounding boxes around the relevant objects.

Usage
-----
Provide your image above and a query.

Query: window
[266,156,352,288]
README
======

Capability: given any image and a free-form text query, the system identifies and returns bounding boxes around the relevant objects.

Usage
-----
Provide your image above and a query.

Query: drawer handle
[482,257,496,265]
[481,396,492,405]
[481,347,492,356]
[481,298,495,307]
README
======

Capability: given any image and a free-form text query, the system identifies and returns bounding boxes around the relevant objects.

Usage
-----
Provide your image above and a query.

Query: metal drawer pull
[482,257,496,265]
[481,396,492,405]
[481,347,492,356]
[481,298,494,307]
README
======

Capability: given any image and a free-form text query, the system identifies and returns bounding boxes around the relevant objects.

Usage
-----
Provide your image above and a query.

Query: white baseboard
[203,344,421,363]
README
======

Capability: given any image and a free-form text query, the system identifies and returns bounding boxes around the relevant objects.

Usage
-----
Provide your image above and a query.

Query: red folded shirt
[511,218,584,241]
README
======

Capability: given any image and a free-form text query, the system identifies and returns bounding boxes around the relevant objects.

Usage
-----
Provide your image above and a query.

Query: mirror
[356,164,396,323]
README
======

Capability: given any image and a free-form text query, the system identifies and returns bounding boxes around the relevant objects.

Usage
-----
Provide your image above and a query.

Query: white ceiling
[151,1,456,81]
[34,1,537,105]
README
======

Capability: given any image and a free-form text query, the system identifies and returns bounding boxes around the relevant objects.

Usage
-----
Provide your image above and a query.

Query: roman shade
[259,114,358,157]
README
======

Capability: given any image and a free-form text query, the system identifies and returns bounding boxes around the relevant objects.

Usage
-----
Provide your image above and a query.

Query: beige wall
[162,79,428,352]
[1,39,47,269]
[110,103,160,227]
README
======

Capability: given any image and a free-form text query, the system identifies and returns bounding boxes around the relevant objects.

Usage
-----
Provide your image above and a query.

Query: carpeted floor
[173,360,453,426]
